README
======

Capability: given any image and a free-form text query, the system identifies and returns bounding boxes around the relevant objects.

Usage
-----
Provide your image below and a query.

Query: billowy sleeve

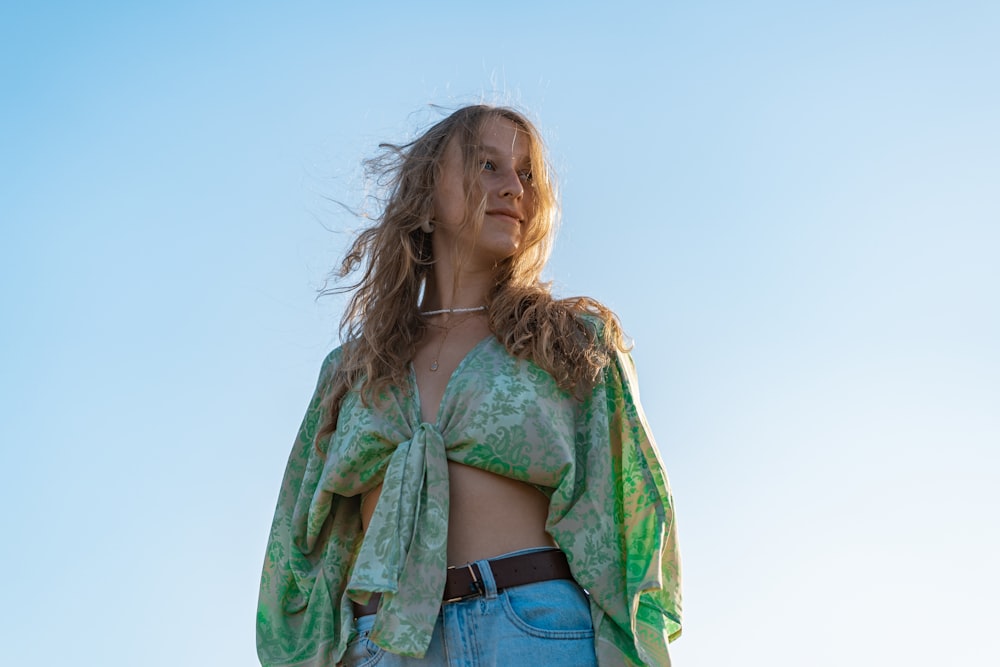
[256,348,362,666]
[609,348,682,662]
[549,345,682,667]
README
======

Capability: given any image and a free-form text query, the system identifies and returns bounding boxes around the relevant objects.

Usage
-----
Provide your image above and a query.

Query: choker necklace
[419,305,487,317]
[424,311,484,372]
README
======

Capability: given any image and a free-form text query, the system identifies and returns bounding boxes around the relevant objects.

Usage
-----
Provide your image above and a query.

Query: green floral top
[257,331,681,666]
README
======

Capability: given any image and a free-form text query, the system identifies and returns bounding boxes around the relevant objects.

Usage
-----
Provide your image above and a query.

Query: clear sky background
[2,1,997,665]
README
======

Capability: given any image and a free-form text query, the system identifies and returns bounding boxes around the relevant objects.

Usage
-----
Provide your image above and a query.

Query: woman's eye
[481,159,496,171]
[518,169,533,182]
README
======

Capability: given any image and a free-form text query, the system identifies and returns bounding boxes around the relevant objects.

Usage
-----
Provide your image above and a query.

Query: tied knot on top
[345,422,450,657]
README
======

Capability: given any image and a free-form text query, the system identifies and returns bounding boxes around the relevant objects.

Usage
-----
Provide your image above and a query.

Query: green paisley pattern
[257,329,681,666]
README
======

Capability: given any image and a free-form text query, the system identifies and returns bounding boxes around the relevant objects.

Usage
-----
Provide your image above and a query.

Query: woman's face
[431,116,535,271]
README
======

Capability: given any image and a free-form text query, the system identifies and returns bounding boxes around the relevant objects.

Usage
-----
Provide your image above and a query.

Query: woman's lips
[487,210,521,224]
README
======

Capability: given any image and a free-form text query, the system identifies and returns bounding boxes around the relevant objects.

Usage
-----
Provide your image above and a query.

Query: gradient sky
[2,2,998,665]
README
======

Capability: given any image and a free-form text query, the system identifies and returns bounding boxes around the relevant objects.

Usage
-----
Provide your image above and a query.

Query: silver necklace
[419,305,487,317]
[424,311,484,372]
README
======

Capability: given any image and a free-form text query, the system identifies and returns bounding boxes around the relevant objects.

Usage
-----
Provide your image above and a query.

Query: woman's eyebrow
[478,145,531,163]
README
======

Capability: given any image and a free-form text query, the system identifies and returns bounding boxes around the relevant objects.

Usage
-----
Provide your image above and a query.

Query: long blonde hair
[318,105,626,441]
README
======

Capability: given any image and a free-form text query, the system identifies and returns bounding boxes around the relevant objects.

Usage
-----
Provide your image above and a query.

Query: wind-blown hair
[318,105,626,441]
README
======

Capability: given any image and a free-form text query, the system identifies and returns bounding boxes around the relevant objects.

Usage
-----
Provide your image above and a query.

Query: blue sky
[2,1,998,665]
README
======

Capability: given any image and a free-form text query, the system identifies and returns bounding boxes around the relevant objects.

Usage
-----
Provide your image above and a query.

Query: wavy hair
[318,105,626,441]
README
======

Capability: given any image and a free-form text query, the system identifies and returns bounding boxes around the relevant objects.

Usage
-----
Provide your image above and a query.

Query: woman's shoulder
[558,298,624,351]
[322,344,346,366]
[574,310,606,335]
[312,344,348,391]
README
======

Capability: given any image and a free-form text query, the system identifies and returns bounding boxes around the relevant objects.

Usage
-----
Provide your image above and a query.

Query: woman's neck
[419,268,493,314]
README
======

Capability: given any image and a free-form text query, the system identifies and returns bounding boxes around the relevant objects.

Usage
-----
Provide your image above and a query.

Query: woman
[257,105,681,666]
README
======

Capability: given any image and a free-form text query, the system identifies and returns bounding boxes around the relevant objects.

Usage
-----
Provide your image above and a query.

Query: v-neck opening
[410,334,495,427]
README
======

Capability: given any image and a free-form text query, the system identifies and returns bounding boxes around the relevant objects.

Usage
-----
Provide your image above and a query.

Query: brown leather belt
[352,549,573,617]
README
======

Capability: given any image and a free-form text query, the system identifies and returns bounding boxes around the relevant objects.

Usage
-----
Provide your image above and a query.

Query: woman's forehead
[473,117,532,160]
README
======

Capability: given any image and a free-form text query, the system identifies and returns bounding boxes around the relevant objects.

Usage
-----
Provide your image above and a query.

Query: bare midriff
[361,461,556,567]
[360,317,556,565]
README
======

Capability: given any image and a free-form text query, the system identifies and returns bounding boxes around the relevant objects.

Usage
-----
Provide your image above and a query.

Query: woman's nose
[499,168,524,199]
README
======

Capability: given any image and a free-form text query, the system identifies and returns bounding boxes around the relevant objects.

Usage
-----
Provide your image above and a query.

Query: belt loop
[476,557,499,600]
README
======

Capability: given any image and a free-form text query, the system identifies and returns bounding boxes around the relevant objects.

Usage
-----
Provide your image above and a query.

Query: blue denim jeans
[340,548,598,667]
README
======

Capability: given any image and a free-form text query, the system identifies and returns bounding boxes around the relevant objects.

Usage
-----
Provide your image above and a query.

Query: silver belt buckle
[445,562,484,603]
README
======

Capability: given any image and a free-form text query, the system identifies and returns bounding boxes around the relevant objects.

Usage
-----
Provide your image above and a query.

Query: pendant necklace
[423,309,486,372]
